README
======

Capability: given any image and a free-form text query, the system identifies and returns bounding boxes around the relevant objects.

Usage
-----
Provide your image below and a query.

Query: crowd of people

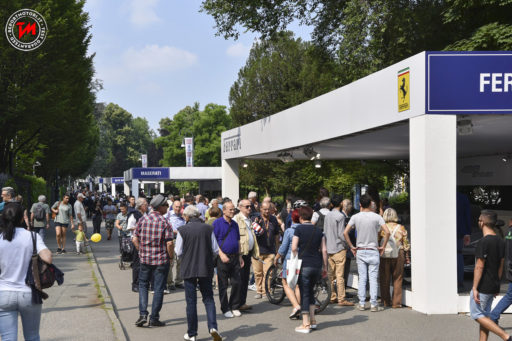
[0,185,414,340]
[2,184,512,341]
[104,187,415,339]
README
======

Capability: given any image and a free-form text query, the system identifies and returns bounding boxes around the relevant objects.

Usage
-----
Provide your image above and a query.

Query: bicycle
[264,262,331,313]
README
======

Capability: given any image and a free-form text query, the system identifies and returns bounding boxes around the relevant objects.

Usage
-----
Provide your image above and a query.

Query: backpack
[381,224,401,258]
[34,204,45,221]
[315,211,326,230]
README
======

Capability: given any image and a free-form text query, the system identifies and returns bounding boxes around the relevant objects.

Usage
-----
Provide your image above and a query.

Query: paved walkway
[87,222,512,341]
[25,218,512,340]
[22,222,124,341]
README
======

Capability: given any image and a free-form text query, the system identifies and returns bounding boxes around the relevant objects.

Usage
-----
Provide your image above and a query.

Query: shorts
[55,222,69,228]
[470,289,494,320]
[105,219,114,230]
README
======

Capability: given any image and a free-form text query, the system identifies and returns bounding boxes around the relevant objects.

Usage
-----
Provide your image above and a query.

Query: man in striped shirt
[133,194,174,328]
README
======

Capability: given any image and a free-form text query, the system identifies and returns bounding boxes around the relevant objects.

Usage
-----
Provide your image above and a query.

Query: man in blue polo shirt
[213,201,243,318]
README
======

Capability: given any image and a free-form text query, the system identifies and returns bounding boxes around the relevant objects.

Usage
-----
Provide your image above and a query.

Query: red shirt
[134,210,173,265]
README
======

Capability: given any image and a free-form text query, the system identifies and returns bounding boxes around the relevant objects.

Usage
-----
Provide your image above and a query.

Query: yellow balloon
[91,233,102,243]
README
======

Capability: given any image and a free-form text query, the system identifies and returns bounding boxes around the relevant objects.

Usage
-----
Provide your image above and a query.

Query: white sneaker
[232,309,241,317]
[163,289,170,294]
[223,311,234,318]
[210,328,224,341]
[184,333,196,341]
[248,284,256,291]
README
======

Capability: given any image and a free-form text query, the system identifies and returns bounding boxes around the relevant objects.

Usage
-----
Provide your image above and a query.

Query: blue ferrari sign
[426,51,512,114]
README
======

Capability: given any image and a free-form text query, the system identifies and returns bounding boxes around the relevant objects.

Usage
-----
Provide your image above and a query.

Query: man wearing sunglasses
[234,199,260,311]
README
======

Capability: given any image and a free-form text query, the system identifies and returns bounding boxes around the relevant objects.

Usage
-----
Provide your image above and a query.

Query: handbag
[51,201,60,220]
[286,253,302,290]
[30,232,56,291]
[286,225,316,290]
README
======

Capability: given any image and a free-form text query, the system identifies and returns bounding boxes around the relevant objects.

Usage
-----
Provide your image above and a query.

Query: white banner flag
[184,137,193,167]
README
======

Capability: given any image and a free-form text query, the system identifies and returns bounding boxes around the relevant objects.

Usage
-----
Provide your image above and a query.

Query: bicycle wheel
[313,276,331,313]
[265,264,286,305]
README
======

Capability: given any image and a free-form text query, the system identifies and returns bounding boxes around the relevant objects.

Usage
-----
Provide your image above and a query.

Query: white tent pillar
[222,159,239,202]
[112,184,116,197]
[409,115,457,314]
[159,182,165,193]
[124,181,130,197]
[131,180,139,199]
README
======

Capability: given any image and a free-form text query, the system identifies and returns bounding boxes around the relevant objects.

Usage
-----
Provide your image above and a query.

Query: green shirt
[52,201,72,224]
[74,230,86,242]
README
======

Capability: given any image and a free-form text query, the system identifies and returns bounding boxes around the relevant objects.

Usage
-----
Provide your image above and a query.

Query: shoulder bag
[29,232,56,292]
[382,224,400,258]
[214,223,233,264]
[287,225,316,289]
[52,201,60,220]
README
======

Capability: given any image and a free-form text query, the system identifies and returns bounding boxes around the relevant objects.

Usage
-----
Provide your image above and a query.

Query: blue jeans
[298,266,321,313]
[32,228,45,241]
[0,291,42,341]
[184,277,218,337]
[490,282,512,322]
[356,249,380,307]
[139,262,170,320]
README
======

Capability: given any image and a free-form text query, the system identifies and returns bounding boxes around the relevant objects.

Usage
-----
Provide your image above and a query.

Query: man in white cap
[74,193,88,236]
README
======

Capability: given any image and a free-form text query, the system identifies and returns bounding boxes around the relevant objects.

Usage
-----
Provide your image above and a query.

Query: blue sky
[83,0,311,132]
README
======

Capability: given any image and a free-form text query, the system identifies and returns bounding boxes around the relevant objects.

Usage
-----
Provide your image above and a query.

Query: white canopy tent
[220,51,512,314]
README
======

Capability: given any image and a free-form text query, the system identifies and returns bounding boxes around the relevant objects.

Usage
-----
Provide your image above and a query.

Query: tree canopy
[155,103,232,167]
[0,0,98,178]
[202,0,512,85]
[86,103,157,177]
[230,31,340,125]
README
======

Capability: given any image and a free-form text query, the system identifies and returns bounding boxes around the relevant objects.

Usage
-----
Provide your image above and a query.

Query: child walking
[73,224,88,255]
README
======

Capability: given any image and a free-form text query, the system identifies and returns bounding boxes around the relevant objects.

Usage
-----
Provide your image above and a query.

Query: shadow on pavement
[221,323,277,340]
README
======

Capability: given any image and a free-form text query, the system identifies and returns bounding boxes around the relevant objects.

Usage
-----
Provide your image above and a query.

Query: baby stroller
[119,233,134,270]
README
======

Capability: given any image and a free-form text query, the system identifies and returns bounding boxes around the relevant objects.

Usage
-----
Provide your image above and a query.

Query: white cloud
[136,81,163,95]
[122,44,198,73]
[226,43,251,58]
[129,0,161,28]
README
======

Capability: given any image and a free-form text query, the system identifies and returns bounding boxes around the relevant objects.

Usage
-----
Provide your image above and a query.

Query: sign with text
[426,52,512,114]
[111,177,124,184]
[184,137,193,167]
[132,167,170,180]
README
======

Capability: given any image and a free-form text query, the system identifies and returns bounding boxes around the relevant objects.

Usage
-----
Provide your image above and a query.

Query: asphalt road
[89,224,512,341]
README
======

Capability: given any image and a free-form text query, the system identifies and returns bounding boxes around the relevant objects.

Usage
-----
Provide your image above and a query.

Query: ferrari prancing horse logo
[398,67,410,112]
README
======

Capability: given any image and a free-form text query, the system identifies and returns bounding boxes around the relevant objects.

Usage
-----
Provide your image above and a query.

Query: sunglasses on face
[241,205,251,209]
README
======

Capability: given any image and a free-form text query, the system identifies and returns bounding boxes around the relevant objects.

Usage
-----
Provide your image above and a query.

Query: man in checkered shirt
[132,194,174,327]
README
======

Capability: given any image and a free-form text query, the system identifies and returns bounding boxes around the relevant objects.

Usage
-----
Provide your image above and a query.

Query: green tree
[86,103,156,177]
[202,0,512,83]
[443,0,512,50]
[0,0,98,178]
[155,103,231,167]
[230,31,339,125]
